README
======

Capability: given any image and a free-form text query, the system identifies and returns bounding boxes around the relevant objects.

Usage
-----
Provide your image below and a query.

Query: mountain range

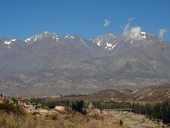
[0,31,170,96]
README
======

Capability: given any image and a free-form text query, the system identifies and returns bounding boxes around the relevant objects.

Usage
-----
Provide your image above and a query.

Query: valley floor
[103,110,169,128]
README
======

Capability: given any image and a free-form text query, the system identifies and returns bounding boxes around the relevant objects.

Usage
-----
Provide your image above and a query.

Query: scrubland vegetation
[0,100,117,128]
[27,98,170,124]
[93,100,170,124]
[132,101,170,124]
[0,98,170,128]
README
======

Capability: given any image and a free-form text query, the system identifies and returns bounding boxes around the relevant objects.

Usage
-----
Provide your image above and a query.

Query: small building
[18,101,26,108]
[54,106,65,111]
[0,99,3,104]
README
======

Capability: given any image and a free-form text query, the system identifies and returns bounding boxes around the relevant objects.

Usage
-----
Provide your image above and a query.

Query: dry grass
[104,110,170,128]
[1,109,168,128]
[0,110,120,128]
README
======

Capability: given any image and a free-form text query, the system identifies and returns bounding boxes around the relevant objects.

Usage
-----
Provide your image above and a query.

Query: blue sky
[0,0,170,40]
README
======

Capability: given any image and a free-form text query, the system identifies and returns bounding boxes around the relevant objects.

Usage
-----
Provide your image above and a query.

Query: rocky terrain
[60,85,170,102]
[92,84,170,102]
[0,31,170,96]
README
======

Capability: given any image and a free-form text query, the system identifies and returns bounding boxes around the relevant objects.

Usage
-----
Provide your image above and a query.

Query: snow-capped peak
[25,38,31,43]
[64,35,75,39]
[11,39,16,42]
[25,31,59,43]
[4,41,11,45]
[92,33,120,50]
[3,39,16,48]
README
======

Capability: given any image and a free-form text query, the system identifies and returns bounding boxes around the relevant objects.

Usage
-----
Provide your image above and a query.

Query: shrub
[71,100,86,115]
[119,119,123,125]
[0,102,24,115]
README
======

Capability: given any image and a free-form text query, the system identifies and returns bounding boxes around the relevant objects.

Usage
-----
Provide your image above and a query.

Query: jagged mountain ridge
[0,31,101,77]
[0,31,170,96]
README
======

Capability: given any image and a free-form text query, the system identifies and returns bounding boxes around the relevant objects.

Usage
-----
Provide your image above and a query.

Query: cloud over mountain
[159,28,167,39]
[104,19,111,27]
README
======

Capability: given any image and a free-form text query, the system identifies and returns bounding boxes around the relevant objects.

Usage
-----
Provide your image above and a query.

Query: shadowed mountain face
[0,31,170,96]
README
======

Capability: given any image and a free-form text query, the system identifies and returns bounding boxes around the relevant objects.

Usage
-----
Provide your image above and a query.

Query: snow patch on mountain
[64,35,75,39]
[25,31,59,43]
[4,39,16,44]
[92,33,120,50]
[11,39,16,42]
[52,36,59,42]
[104,42,119,50]
[97,39,102,46]
[105,42,114,50]
[3,39,17,48]
[4,41,11,45]
[25,38,31,43]
[141,32,146,39]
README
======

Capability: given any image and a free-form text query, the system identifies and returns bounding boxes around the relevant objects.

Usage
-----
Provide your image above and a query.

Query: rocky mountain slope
[74,85,170,102]
[0,31,170,96]
[0,31,101,77]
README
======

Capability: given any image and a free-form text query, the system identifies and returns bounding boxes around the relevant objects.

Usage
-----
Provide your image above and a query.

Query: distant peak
[3,39,17,48]
[92,33,120,50]
[25,31,60,43]
[64,35,76,39]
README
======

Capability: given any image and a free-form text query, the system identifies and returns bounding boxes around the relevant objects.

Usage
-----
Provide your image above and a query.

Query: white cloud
[128,17,135,22]
[123,18,134,35]
[159,28,167,39]
[123,18,144,40]
[123,25,144,40]
[129,26,143,40]
[104,19,111,27]
[123,22,131,35]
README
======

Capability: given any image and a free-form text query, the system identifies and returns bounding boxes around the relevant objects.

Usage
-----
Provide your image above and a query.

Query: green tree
[72,100,86,114]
